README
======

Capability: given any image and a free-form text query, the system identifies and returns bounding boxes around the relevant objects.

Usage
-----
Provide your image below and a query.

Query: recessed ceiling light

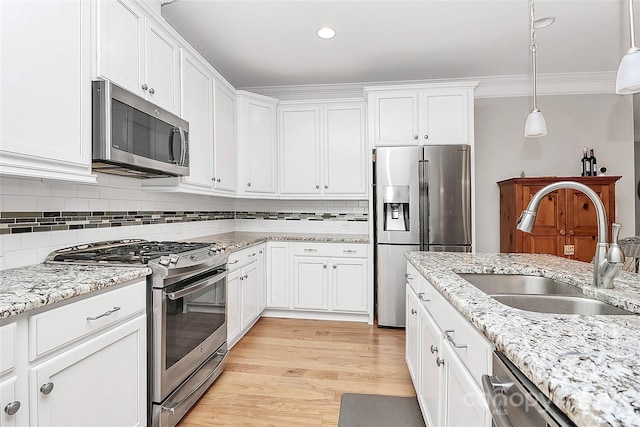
[317,27,336,39]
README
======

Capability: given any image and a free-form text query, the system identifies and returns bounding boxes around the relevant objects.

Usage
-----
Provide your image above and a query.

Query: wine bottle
[581,148,589,176]
[588,149,597,176]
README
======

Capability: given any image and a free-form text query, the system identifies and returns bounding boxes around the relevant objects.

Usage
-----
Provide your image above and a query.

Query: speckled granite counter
[186,231,369,250]
[405,252,640,427]
[0,264,150,320]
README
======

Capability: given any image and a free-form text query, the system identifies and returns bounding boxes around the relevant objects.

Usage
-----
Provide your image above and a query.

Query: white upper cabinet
[278,101,367,198]
[96,0,180,114]
[0,0,94,182]
[213,84,237,192]
[366,83,477,147]
[236,91,278,195]
[180,50,214,190]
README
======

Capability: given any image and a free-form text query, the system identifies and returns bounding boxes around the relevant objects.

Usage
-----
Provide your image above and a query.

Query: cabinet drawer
[228,246,260,270]
[293,242,366,258]
[0,323,16,374]
[422,279,492,388]
[29,280,146,360]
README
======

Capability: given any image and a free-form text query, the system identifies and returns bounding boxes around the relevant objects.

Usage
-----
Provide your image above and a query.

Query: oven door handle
[166,269,229,300]
[482,374,514,427]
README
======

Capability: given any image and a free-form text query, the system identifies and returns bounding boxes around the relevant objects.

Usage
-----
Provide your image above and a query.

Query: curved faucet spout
[516,181,623,289]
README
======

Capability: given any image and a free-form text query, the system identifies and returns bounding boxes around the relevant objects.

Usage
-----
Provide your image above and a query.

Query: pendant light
[524,0,548,138]
[616,0,640,94]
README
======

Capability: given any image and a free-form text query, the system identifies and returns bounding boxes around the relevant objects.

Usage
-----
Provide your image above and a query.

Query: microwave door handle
[178,127,187,166]
[166,268,229,300]
[168,128,177,164]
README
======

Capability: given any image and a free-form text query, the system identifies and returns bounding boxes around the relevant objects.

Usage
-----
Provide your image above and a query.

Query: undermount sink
[457,273,635,315]
[491,294,635,315]
[458,273,583,296]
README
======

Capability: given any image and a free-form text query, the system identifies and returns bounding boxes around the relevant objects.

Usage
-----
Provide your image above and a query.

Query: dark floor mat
[338,393,426,427]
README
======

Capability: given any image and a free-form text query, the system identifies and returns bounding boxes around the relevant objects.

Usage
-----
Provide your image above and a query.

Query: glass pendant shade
[616,49,640,94]
[524,109,547,138]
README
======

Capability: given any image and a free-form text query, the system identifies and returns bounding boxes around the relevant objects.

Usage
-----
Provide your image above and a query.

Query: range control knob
[158,256,170,266]
[169,255,179,264]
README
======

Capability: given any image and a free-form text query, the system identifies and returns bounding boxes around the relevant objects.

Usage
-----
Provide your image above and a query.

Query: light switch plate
[564,245,575,256]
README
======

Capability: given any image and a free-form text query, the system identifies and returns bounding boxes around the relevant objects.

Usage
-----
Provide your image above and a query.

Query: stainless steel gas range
[47,239,230,427]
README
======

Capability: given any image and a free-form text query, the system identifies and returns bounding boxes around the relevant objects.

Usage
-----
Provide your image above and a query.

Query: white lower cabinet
[0,279,146,427]
[227,245,266,348]
[406,262,491,427]
[266,242,292,309]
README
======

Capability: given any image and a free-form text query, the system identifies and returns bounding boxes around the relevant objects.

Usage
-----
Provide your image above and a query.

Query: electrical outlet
[564,245,575,256]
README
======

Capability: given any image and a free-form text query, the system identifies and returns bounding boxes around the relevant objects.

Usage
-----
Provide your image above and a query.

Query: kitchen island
[406,251,640,427]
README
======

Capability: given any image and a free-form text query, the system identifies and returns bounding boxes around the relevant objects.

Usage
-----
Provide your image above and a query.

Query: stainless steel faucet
[516,181,625,289]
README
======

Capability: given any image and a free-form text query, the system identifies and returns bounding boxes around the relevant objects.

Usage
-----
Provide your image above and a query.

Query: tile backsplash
[0,174,369,269]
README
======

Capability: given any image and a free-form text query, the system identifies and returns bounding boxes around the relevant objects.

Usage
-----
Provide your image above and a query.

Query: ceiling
[161,0,635,89]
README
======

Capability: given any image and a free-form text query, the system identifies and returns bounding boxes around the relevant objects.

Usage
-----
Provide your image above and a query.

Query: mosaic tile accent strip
[0,210,368,235]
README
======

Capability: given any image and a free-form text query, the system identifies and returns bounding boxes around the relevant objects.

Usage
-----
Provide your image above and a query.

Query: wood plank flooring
[178,317,415,427]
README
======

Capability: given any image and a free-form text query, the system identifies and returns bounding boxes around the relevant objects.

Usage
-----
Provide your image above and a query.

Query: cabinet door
[0,376,23,427]
[29,316,146,427]
[442,342,490,427]
[279,107,321,194]
[372,91,419,146]
[323,105,367,196]
[406,287,420,387]
[293,257,328,310]
[214,84,237,192]
[421,92,469,145]
[521,185,565,257]
[1,0,93,181]
[419,304,443,427]
[566,185,609,262]
[180,51,214,189]
[331,258,367,312]
[144,20,180,114]
[243,98,277,193]
[97,0,144,97]
[266,243,291,309]
[241,263,259,330]
[227,269,242,347]
[256,245,267,313]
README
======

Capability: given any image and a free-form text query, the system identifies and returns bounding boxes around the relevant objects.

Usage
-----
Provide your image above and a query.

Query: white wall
[474,93,635,253]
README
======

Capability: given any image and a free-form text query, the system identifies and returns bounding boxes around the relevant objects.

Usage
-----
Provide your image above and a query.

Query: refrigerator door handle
[418,159,429,249]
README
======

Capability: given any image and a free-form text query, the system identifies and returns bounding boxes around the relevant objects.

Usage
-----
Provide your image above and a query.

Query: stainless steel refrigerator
[375,145,471,327]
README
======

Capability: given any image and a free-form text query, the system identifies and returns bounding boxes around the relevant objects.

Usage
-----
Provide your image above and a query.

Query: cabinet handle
[4,401,20,416]
[324,185,328,189]
[212,177,216,181]
[259,250,263,254]
[240,276,244,281]
[413,135,418,140]
[568,230,575,236]
[444,329,468,349]
[87,306,121,321]
[40,382,54,395]
[333,264,337,269]
[229,260,240,264]
[430,345,438,354]
[344,249,357,254]
[149,87,155,95]
[323,264,327,269]
[436,357,445,367]
[217,178,221,183]
[316,185,320,189]
[418,292,431,302]
[560,229,566,236]
[248,253,257,257]
[405,273,413,279]
[244,274,248,279]
[303,248,317,252]
[141,84,148,91]
[411,308,417,315]
[247,182,251,187]
[424,134,429,140]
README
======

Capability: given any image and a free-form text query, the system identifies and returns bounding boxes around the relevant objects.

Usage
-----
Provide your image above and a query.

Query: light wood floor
[178,317,415,427]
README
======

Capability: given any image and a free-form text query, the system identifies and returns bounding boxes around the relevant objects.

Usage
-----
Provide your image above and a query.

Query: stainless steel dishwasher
[482,352,576,427]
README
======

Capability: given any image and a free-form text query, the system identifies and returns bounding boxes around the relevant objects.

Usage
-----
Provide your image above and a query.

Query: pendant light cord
[530,0,538,110]
[629,0,637,50]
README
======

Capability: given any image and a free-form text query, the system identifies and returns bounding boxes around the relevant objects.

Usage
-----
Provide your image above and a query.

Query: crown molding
[240,71,618,101]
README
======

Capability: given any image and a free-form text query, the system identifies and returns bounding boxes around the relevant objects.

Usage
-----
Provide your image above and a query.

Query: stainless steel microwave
[92,80,189,178]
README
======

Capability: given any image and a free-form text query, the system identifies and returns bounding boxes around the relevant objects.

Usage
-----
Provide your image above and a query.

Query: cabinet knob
[247,182,251,187]
[212,177,216,181]
[324,185,328,189]
[333,264,337,269]
[141,84,148,91]
[430,345,438,354]
[424,134,429,140]
[323,264,327,269]
[568,230,575,236]
[413,135,418,140]
[149,87,155,95]
[560,229,566,236]
[436,357,445,367]
[217,178,221,183]
[244,274,248,279]
[316,185,320,189]
[240,276,243,281]
[4,401,20,416]
[40,382,54,395]
[411,308,417,315]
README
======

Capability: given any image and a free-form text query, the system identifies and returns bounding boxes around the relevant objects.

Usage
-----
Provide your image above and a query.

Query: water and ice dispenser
[382,185,410,231]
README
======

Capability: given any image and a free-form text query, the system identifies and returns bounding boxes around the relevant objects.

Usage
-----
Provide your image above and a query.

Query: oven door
[152,266,228,402]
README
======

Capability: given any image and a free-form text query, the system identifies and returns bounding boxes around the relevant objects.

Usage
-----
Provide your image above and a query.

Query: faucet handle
[611,223,622,244]
[607,223,625,264]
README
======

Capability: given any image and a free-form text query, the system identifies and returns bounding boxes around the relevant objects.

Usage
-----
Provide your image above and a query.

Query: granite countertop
[0,264,151,320]
[405,252,640,427]
[0,232,368,320]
